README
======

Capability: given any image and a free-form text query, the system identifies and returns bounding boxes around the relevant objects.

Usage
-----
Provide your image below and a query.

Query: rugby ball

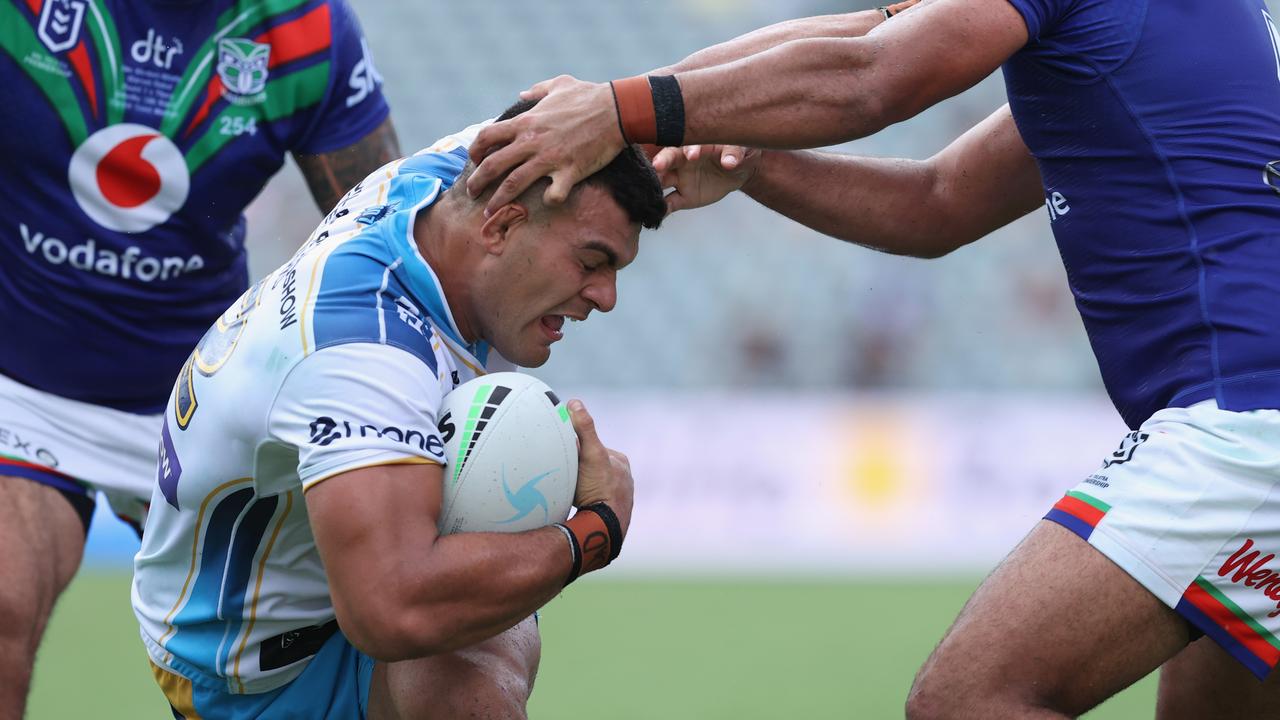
[436,372,577,535]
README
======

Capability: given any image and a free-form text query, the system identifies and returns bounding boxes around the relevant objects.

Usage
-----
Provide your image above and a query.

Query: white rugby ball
[436,372,577,535]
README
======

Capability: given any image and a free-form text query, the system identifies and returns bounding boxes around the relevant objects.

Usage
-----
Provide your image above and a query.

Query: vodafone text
[19,222,203,281]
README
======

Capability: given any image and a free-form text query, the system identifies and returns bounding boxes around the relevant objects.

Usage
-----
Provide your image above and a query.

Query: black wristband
[553,522,582,586]
[580,502,624,562]
[647,75,685,147]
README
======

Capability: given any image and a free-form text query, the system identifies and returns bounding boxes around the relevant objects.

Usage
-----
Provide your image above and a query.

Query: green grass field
[31,573,1156,719]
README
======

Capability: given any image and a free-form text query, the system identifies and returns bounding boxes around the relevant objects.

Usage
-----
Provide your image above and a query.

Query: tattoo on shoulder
[295,117,401,214]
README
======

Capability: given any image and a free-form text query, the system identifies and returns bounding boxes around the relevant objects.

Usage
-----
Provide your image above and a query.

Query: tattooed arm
[294,116,402,215]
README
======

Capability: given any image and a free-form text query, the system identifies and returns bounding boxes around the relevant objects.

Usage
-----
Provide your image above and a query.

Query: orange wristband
[565,507,613,575]
[610,75,656,144]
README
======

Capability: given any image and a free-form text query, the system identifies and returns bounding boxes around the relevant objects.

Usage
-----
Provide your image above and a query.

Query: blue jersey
[0,0,389,413]
[1002,0,1280,429]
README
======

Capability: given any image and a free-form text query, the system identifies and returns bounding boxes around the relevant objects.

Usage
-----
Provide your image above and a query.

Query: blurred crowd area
[246,0,1111,394]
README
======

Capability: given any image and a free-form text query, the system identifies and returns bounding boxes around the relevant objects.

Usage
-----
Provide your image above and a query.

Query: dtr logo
[68,124,189,233]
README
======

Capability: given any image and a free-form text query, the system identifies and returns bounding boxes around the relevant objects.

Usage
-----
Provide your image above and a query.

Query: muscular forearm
[675,36,893,149]
[669,0,1023,149]
[744,150,962,258]
[742,108,1043,257]
[382,527,571,659]
[656,11,888,75]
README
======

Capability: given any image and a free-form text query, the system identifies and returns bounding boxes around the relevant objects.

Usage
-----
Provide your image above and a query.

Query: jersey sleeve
[1003,0,1070,41]
[292,0,391,155]
[268,343,447,491]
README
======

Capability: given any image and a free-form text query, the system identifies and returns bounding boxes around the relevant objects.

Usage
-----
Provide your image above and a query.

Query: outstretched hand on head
[653,144,761,215]
[466,75,627,215]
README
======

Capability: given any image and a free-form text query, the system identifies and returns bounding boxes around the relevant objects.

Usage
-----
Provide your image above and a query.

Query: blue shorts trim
[0,459,95,532]
[168,631,374,719]
[0,457,90,497]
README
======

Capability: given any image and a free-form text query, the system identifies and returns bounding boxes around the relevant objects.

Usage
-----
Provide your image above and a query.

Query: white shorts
[1045,401,1280,679]
[0,372,161,530]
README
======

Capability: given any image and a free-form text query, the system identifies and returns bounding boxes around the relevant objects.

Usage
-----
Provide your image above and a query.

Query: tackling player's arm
[657,105,1043,258]
[294,116,402,215]
[467,0,1027,211]
[305,401,631,661]
[652,2,920,75]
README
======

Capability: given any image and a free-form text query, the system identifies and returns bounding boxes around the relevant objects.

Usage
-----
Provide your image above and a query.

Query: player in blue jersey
[132,101,665,719]
[464,0,1280,716]
[0,0,398,715]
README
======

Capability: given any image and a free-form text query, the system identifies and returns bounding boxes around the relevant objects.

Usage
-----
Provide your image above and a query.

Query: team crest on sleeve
[217,39,271,105]
[37,0,87,54]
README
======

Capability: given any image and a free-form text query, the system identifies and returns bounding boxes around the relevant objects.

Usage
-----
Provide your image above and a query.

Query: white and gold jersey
[133,126,510,694]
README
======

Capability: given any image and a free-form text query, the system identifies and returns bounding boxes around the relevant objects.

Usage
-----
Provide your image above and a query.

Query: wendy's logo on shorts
[1101,431,1149,468]
[1218,538,1280,618]
[68,124,189,233]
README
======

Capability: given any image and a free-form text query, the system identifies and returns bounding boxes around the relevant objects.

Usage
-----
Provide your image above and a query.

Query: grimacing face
[477,184,640,367]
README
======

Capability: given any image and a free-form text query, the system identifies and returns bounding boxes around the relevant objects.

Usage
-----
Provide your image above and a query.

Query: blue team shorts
[152,631,374,719]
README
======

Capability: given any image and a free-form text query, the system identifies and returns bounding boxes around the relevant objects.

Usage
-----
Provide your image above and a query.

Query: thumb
[543,171,575,206]
[664,191,691,216]
[569,400,607,461]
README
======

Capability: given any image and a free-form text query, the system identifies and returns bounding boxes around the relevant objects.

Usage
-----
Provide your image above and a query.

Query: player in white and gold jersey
[132,103,665,719]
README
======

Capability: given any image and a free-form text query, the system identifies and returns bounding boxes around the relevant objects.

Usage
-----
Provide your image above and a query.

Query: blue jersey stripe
[312,233,438,372]
[215,494,281,676]
[166,487,256,669]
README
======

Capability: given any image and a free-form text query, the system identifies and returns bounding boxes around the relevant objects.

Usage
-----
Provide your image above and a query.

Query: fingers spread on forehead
[466,122,522,186]
[467,145,538,213]
[519,78,559,101]
[486,159,559,216]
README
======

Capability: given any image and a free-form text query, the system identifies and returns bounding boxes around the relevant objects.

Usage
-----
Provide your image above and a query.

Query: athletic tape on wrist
[553,522,582,586]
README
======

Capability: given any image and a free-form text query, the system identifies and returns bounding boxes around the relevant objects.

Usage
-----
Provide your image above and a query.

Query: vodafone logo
[69,124,189,233]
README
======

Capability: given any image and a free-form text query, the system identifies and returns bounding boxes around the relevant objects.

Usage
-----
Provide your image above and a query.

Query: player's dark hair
[489,98,665,230]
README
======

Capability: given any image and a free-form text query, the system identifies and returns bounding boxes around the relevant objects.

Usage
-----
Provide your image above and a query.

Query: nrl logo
[217,38,270,105]
[38,0,87,54]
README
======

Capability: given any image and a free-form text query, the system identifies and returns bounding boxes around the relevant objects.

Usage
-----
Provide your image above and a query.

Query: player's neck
[413,198,480,343]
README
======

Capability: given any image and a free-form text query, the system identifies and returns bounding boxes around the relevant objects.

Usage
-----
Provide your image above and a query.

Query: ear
[478,202,529,255]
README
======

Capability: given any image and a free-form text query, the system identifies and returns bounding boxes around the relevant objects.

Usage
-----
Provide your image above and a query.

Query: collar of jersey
[386,177,489,363]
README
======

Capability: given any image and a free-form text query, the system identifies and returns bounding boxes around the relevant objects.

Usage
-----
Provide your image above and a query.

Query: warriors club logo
[217,38,271,105]
[68,124,189,233]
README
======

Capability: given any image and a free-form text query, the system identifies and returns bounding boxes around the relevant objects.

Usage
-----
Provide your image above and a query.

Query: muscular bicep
[859,0,1030,125]
[294,116,401,214]
[928,105,1043,244]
